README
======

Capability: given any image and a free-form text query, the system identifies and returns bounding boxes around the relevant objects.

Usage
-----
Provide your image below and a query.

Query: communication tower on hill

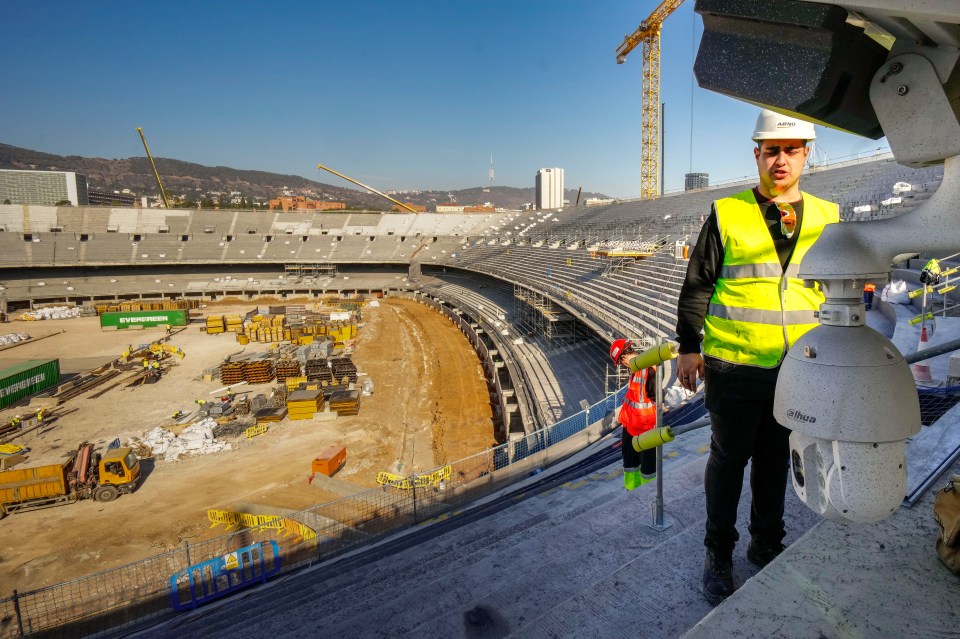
[489,155,495,186]
[616,0,686,199]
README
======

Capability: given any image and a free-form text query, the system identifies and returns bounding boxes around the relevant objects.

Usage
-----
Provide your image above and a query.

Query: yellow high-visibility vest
[703,189,839,368]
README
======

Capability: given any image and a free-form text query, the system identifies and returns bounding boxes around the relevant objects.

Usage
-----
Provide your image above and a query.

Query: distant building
[435,203,466,213]
[269,196,346,211]
[536,168,564,209]
[0,169,89,205]
[463,205,496,213]
[88,189,139,207]
[684,172,709,191]
[391,204,427,212]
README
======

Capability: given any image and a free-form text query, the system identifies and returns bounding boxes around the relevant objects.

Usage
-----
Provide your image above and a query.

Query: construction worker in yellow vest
[675,109,839,606]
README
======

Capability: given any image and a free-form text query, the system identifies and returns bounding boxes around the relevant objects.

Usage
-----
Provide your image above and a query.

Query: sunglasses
[776,203,796,239]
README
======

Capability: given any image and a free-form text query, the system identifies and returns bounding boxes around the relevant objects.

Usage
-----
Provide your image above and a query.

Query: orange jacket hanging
[620,366,657,436]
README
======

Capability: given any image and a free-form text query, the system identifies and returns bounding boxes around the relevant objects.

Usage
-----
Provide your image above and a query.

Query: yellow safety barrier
[909,312,936,326]
[207,509,316,545]
[377,465,452,490]
[377,471,413,489]
[245,424,269,439]
[255,515,284,530]
[206,509,245,531]
[279,518,318,543]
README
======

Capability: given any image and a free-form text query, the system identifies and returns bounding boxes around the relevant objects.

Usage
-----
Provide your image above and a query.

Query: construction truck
[0,443,140,518]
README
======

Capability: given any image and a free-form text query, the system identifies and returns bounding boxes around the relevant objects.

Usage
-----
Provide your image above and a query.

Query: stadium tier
[0,156,946,343]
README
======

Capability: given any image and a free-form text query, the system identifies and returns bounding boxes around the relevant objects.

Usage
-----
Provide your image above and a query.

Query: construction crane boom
[616,0,685,199]
[316,163,420,214]
[136,127,170,209]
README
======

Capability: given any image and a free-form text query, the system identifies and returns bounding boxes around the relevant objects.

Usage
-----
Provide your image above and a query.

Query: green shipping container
[0,359,60,410]
[99,309,188,330]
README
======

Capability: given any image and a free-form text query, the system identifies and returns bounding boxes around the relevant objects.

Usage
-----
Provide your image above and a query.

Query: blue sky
[1,1,888,198]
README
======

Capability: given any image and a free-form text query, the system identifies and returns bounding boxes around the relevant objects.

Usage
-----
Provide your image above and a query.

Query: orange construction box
[312,446,346,477]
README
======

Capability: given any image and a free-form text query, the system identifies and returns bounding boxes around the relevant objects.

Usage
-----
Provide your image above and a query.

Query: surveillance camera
[775,323,920,523]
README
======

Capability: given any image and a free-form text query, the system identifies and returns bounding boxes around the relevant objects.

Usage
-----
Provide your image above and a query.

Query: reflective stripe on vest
[620,368,657,436]
[703,189,839,368]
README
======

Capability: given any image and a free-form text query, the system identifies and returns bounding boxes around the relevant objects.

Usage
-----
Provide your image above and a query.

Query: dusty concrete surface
[0,297,495,593]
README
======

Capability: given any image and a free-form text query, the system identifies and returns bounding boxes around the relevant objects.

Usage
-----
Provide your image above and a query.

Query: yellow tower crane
[616,0,686,200]
[136,127,170,209]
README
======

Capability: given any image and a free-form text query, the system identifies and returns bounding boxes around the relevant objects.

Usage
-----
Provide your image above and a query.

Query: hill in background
[0,144,610,210]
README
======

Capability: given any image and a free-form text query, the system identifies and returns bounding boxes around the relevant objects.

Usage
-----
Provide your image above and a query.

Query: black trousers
[621,425,656,476]
[703,359,791,551]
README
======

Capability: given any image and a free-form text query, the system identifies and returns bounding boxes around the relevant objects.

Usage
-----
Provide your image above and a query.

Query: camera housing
[775,321,920,522]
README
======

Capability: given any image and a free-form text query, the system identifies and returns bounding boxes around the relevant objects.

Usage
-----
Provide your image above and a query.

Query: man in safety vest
[610,339,658,490]
[675,109,839,605]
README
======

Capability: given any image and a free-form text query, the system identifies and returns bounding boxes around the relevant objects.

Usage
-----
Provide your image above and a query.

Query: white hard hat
[752,109,816,142]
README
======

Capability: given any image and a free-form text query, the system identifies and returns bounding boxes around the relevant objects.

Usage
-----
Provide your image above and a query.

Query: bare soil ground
[0,297,494,593]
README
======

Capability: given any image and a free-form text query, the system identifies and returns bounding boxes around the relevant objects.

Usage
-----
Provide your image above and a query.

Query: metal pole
[921,284,929,334]
[13,589,24,637]
[412,481,418,523]
[649,336,673,531]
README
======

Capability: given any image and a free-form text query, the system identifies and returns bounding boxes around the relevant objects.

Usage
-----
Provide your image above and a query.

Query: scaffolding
[604,334,658,396]
[284,262,337,279]
[513,284,579,345]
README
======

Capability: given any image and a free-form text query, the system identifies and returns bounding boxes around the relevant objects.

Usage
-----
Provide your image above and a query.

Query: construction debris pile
[0,333,31,346]
[139,418,231,461]
[19,306,82,321]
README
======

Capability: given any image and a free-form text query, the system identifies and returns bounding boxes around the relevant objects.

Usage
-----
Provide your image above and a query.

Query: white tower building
[535,168,564,210]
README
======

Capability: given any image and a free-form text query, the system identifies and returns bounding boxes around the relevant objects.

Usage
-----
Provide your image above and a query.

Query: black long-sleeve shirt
[675,187,805,355]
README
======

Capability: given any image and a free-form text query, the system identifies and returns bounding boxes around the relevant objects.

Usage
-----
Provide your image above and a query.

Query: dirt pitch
[0,297,495,593]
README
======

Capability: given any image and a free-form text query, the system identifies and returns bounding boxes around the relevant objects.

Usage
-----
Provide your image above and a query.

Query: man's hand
[678,353,703,392]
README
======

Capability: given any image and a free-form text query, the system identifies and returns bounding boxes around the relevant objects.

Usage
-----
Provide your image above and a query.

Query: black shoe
[747,539,786,568]
[702,547,735,605]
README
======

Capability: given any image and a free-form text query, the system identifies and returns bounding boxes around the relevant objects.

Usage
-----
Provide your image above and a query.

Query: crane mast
[616,0,685,199]
[135,127,170,209]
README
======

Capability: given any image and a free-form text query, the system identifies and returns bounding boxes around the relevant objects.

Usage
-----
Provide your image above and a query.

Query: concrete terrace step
[406,457,715,638]
[151,429,716,638]
[511,467,822,639]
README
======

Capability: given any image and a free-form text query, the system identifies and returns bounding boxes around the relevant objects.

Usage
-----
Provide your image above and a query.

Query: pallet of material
[328,390,360,416]
[330,357,358,383]
[275,359,301,382]
[224,315,244,333]
[206,316,226,334]
[286,389,323,421]
[305,358,332,383]
[254,407,287,424]
[269,384,288,407]
[243,359,275,384]
[284,376,308,392]
[219,361,245,385]
[320,383,350,400]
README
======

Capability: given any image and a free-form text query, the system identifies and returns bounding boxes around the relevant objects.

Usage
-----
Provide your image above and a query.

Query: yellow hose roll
[632,427,675,452]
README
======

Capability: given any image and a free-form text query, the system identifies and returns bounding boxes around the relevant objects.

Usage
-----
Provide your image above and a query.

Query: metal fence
[7,376,954,637]
[0,387,626,639]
